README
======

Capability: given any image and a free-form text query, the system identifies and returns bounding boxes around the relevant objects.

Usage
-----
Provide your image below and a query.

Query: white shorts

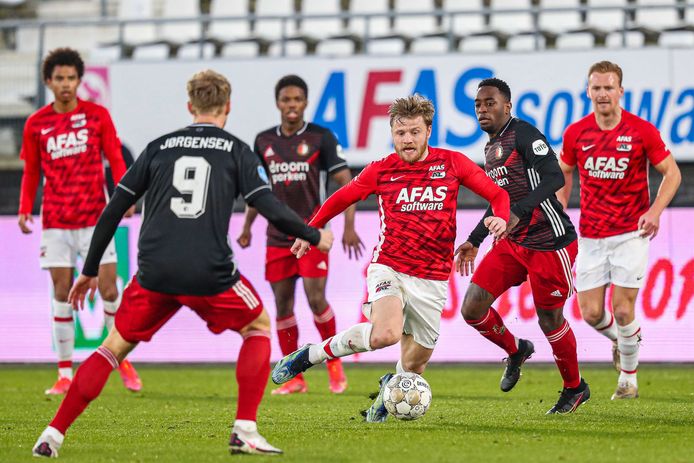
[575,231,649,291]
[40,227,117,269]
[362,263,448,349]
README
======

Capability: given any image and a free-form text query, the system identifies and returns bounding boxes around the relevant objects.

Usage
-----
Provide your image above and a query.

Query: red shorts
[115,274,264,343]
[265,245,329,283]
[471,239,578,310]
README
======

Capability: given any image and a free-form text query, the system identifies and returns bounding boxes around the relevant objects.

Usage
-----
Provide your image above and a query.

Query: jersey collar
[275,121,308,137]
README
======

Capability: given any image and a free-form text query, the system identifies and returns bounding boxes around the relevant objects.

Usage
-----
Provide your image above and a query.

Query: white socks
[594,309,618,342]
[395,359,407,374]
[233,419,257,433]
[308,323,373,364]
[102,294,121,333]
[52,299,74,379]
[617,319,641,386]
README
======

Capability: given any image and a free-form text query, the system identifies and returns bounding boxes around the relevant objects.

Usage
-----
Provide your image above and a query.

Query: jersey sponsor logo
[159,136,234,152]
[72,119,87,129]
[617,143,632,152]
[532,139,549,156]
[297,141,311,156]
[375,280,392,293]
[395,186,447,212]
[46,129,89,160]
[431,171,445,179]
[263,146,275,157]
[429,164,445,171]
[268,160,310,183]
[257,165,269,184]
[581,144,595,151]
[616,136,632,142]
[70,113,85,121]
[583,156,630,179]
[40,127,55,135]
[390,174,406,181]
[486,165,509,187]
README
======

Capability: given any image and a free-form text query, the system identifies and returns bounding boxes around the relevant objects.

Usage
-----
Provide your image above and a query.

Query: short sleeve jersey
[19,99,122,229]
[345,147,498,281]
[254,122,348,247]
[482,118,576,251]
[561,110,670,239]
[118,124,271,295]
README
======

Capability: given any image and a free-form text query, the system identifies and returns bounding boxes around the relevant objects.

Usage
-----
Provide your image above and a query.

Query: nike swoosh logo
[41,127,54,135]
[390,175,406,181]
[581,144,595,151]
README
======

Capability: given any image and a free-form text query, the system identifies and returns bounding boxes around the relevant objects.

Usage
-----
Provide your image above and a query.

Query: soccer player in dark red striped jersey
[32,70,334,458]
[457,78,590,415]
[237,75,364,395]
[17,48,141,395]
[270,95,510,422]
[557,61,681,400]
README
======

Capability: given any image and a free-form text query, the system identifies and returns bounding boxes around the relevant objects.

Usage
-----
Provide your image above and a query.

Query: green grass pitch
[1,363,693,462]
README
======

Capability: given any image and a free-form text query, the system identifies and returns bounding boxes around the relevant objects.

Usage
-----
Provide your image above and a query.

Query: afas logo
[584,156,630,180]
[396,186,447,212]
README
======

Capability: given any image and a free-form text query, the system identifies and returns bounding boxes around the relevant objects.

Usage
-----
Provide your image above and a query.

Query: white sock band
[594,309,618,342]
[309,323,373,364]
[617,318,641,383]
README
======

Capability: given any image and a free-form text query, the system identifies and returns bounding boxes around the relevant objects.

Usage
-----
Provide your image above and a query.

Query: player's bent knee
[461,285,492,320]
[370,329,401,349]
[98,286,119,302]
[578,303,603,326]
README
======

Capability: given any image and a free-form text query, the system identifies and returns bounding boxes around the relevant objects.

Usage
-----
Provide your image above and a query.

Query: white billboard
[109,48,694,164]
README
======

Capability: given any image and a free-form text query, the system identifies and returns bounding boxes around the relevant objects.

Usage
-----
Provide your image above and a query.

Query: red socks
[546,320,581,389]
[49,346,118,434]
[466,307,518,355]
[313,306,336,341]
[235,331,271,421]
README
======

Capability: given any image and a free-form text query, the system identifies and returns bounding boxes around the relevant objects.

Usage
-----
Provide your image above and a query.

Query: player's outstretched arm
[81,189,136,279]
[249,192,322,246]
[237,205,259,248]
[68,274,98,310]
[292,229,334,258]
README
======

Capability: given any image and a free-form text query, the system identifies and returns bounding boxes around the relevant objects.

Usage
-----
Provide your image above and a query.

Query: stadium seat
[176,42,216,59]
[489,0,535,34]
[90,0,156,60]
[441,0,487,36]
[131,0,201,59]
[506,33,546,51]
[221,41,262,58]
[366,37,407,55]
[459,35,498,52]
[634,0,682,31]
[658,29,694,46]
[267,40,309,57]
[538,0,583,34]
[392,0,440,37]
[348,0,391,40]
[207,0,252,43]
[606,30,646,47]
[555,31,596,49]
[585,0,628,33]
[410,35,455,54]
[315,38,359,56]
[298,0,346,40]
[254,0,297,41]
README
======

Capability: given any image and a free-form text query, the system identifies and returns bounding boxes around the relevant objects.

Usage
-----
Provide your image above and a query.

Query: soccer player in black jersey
[237,75,363,395]
[32,70,333,458]
[455,78,590,415]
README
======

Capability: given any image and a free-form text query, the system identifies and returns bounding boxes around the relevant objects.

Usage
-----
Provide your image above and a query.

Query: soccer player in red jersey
[557,61,681,400]
[271,95,510,422]
[32,70,334,457]
[237,75,364,395]
[17,48,141,395]
[457,78,590,414]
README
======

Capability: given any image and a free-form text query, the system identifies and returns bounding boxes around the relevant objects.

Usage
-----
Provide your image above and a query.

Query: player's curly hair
[187,69,231,115]
[42,48,84,81]
[478,78,511,102]
[388,94,435,127]
[275,75,308,101]
[588,61,623,86]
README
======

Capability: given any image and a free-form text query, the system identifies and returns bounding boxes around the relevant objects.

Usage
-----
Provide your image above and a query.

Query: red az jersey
[561,110,670,239]
[19,99,126,229]
[310,147,509,281]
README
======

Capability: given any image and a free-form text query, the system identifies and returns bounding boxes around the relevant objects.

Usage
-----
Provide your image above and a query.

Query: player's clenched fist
[317,229,334,253]
[484,216,507,240]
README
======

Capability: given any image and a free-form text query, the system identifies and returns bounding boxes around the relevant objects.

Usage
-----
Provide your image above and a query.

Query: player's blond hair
[187,69,231,115]
[588,61,624,86]
[388,94,435,127]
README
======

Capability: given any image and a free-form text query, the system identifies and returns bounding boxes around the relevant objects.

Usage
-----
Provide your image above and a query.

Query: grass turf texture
[1,364,692,462]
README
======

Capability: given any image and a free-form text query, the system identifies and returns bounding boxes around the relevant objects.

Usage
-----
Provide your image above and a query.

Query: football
[383,372,432,420]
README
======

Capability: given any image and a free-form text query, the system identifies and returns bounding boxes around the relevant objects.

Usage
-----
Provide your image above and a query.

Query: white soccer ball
[383,372,432,420]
